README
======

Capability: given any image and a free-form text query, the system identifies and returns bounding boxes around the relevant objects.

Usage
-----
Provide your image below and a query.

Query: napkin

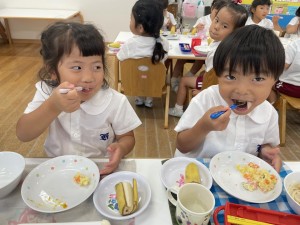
[19,220,111,225]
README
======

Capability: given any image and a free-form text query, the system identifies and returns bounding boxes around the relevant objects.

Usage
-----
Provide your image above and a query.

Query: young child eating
[174,25,285,172]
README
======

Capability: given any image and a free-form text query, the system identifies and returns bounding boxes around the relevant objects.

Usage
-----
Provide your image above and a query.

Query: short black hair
[213,25,285,80]
[250,0,272,15]
[218,2,248,29]
[296,6,300,17]
[162,0,169,9]
[211,0,231,11]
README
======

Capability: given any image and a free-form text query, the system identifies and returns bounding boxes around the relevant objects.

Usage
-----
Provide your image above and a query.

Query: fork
[210,104,237,119]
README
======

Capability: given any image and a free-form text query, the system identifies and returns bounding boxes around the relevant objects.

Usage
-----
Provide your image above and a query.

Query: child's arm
[100,131,135,175]
[16,82,82,141]
[258,144,282,173]
[272,16,284,33]
[176,105,232,153]
[195,23,205,31]
[285,18,300,34]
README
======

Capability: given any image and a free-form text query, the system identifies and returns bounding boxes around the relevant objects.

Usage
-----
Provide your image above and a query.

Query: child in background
[170,0,229,93]
[269,38,300,103]
[162,0,177,31]
[175,25,284,172]
[16,22,142,175]
[245,0,283,32]
[285,7,300,36]
[117,0,168,108]
[169,1,248,117]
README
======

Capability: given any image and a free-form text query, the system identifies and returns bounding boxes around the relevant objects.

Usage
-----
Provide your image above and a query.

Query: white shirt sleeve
[288,16,300,25]
[168,12,177,26]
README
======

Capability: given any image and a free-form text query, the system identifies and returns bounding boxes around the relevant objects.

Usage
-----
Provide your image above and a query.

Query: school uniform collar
[80,88,112,115]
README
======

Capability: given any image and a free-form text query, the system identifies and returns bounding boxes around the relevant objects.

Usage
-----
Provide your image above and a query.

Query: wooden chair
[187,68,218,102]
[118,58,170,129]
[273,94,300,146]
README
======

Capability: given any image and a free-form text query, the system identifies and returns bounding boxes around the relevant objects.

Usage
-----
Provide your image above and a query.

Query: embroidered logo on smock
[99,133,109,140]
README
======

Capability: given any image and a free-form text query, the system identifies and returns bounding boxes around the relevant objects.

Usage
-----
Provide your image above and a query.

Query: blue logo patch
[99,133,109,140]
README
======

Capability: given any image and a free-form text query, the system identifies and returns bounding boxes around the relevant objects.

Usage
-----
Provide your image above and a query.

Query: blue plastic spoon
[210,104,237,119]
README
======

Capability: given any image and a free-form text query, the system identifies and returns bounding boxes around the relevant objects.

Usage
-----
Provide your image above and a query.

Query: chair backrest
[202,68,218,90]
[273,93,300,146]
[119,58,167,98]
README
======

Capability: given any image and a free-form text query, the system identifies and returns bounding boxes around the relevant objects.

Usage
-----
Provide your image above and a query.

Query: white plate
[160,157,212,193]
[194,45,210,54]
[93,171,151,220]
[209,151,282,203]
[21,155,100,213]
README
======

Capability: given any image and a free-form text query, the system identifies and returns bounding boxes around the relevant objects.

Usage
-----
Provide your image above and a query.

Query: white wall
[0,0,137,42]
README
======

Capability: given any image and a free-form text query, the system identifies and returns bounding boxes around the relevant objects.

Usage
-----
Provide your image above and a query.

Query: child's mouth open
[232,99,252,112]
[81,87,92,93]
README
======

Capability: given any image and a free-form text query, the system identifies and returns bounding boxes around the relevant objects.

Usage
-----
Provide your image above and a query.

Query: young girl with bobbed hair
[16,22,142,175]
[246,0,283,32]
[117,0,169,108]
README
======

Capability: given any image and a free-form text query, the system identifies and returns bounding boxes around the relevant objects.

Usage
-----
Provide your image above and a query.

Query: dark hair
[38,22,108,88]
[132,0,167,64]
[218,2,248,29]
[296,6,300,17]
[211,0,231,11]
[162,0,169,9]
[250,0,272,16]
[213,25,285,80]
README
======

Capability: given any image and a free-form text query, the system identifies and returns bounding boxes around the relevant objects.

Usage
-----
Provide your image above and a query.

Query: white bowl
[93,171,151,220]
[21,155,100,213]
[0,151,25,198]
[160,157,213,193]
[194,45,210,55]
[284,171,300,215]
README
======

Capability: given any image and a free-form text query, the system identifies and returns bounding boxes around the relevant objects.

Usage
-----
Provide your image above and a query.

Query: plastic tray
[179,43,191,53]
[213,202,300,225]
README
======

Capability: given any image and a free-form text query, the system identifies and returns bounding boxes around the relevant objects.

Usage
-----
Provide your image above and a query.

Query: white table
[1,158,299,225]
[0,8,83,44]
[113,31,206,61]
[109,31,206,89]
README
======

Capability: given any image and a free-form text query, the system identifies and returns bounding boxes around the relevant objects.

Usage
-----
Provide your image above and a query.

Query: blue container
[179,43,191,53]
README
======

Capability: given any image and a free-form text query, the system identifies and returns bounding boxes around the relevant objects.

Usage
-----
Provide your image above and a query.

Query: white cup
[168,183,215,225]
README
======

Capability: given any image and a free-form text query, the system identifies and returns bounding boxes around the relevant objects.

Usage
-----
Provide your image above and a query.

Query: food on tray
[108,42,121,48]
[185,162,201,184]
[115,178,139,216]
[73,172,90,186]
[236,162,277,192]
[288,183,300,204]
